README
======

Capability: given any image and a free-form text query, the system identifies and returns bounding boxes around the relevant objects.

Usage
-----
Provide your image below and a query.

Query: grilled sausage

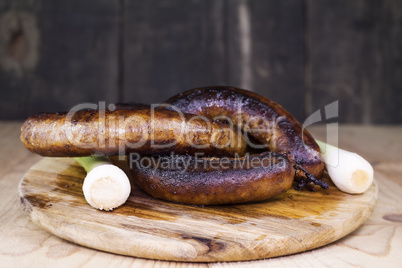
[163,86,324,179]
[20,86,327,206]
[128,86,326,205]
[20,106,247,157]
[129,152,294,205]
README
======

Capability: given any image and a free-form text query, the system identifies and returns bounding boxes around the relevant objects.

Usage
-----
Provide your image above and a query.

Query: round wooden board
[19,157,377,262]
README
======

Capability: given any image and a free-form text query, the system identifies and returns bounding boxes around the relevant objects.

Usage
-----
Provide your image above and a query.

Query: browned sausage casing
[20,107,246,157]
[128,86,325,205]
[130,152,294,205]
[164,86,324,179]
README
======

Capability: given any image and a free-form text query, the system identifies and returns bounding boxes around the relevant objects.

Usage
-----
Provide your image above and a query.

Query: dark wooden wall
[0,0,401,123]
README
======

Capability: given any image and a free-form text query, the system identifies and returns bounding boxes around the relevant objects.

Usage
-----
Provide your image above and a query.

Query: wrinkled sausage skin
[130,152,294,205]
[20,107,246,157]
[20,86,326,206]
[128,86,325,205]
[163,86,324,179]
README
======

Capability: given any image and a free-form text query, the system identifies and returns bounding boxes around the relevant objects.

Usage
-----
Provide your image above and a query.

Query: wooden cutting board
[19,157,377,262]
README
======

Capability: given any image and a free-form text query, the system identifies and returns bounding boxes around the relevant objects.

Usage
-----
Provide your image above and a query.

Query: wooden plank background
[0,0,401,123]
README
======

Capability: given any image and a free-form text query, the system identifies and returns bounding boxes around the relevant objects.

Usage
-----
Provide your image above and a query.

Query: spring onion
[315,140,373,194]
[75,156,131,211]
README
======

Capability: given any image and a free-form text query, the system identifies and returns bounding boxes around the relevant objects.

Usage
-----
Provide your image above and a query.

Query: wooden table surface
[0,122,401,267]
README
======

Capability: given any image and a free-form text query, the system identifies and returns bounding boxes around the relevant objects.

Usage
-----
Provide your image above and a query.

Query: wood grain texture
[122,0,227,104]
[0,0,119,120]
[123,0,306,120]
[226,0,305,122]
[307,0,402,123]
[1,1,402,123]
[0,123,401,266]
[19,156,377,262]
